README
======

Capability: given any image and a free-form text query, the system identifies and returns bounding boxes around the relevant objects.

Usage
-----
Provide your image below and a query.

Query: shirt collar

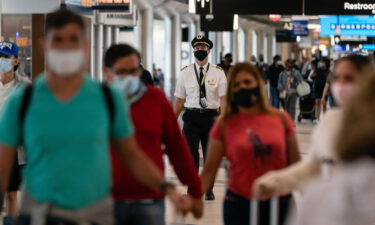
[195,62,209,71]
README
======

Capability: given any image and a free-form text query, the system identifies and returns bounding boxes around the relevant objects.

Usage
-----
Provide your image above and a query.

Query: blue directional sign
[320,16,375,37]
[292,20,309,37]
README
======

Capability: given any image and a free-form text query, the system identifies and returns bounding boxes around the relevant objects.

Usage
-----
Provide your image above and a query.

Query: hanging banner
[93,0,132,12]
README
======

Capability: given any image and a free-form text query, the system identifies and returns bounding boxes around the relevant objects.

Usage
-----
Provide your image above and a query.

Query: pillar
[95,24,104,81]
[232,30,239,63]
[140,7,154,72]
[171,13,181,98]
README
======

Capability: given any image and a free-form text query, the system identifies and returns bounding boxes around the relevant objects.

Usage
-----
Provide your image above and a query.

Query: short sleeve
[283,111,295,137]
[209,118,224,141]
[174,73,186,99]
[110,87,134,139]
[0,86,25,147]
[218,71,227,97]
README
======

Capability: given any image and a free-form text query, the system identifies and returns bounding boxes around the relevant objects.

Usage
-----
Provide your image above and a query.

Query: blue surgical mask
[318,62,325,69]
[113,76,141,96]
[276,60,283,66]
[0,57,13,73]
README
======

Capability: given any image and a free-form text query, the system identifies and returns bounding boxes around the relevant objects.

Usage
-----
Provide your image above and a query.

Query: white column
[95,24,104,81]
[140,7,154,72]
[267,32,273,64]
[247,29,253,61]
[171,13,181,98]
[243,29,249,62]
[216,32,223,64]
[188,20,196,64]
[209,32,217,64]
[257,30,264,59]
[112,26,119,44]
[90,21,95,77]
[232,30,239,63]
[163,16,172,98]
[104,25,112,50]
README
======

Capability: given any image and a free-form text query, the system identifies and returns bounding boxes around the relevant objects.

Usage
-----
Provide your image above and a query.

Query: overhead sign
[292,20,309,37]
[66,0,92,7]
[276,30,297,43]
[196,0,302,15]
[200,15,234,32]
[305,0,375,15]
[320,16,375,37]
[98,12,136,26]
[93,0,132,11]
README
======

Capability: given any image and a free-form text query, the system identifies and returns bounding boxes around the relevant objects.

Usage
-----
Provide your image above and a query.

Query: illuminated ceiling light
[269,14,281,22]
[189,0,196,13]
[197,0,210,8]
[233,14,239,30]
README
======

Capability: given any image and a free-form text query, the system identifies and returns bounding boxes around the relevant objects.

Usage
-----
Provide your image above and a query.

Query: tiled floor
[165,120,315,225]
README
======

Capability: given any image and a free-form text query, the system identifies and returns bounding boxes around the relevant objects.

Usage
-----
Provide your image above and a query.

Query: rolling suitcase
[251,196,280,225]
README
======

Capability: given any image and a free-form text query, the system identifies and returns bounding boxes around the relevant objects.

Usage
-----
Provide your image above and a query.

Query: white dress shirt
[174,62,227,109]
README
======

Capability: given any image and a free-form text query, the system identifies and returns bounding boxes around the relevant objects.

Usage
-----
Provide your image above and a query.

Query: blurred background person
[218,53,233,76]
[266,55,284,109]
[200,62,300,225]
[278,59,303,122]
[292,71,375,225]
[0,41,30,225]
[253,54,373,200]
[313,57,330,122]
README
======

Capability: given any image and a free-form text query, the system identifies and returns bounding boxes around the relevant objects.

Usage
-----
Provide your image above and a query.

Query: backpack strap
[101,83,115,136]
[19,84,33,144]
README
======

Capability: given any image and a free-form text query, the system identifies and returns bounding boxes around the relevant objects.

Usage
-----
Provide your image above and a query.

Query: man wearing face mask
[218,53,233,76]
[0,8,190,225]
[0,41,30,225]
[266,55,283,108]
[102,44,203,225]
[174,35,227,201]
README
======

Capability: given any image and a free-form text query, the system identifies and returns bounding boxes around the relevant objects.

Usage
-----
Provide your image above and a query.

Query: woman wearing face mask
[103,44,203,225]
[292,71,375,225]
[200,62,301,225]
[253,54,373,201]
[278,59,303,122]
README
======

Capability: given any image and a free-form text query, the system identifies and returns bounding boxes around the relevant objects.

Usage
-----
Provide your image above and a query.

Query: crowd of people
[0,7,374,225]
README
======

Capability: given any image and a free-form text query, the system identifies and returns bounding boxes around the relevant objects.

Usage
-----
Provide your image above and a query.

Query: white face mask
[46,49,85,76]
[331,83,357,106]
[113,76,141,96]
[276,60,283,66]
[0,57,13,73]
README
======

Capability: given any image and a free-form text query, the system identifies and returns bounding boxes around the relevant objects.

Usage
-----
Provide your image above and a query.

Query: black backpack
[19,83,115,142]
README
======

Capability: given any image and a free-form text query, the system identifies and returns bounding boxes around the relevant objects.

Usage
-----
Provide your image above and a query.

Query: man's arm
[174,97,185,118]
[220,96,225,111]
[0,145,17,195]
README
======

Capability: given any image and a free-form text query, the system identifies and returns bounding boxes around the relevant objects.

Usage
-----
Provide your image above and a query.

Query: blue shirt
[0,74,133,209]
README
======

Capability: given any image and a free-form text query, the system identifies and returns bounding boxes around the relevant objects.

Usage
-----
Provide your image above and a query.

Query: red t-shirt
[111,86,202,200]
[210,110,295,199]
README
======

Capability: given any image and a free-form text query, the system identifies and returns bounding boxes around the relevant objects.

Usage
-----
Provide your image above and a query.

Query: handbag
[296,81,311,97]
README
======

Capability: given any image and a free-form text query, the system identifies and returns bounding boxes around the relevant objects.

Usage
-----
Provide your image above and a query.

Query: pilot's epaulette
[180,66,188,71]
[216,65,223,71]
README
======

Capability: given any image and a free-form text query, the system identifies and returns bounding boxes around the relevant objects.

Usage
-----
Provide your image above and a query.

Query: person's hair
[45,8,85,36]
[333,54,372,75]
[224,53,232,59]
[222,62,271,121]
[273,55,281,61]
[311,59,318,68]
[104,44,141,68]
[14,56,19,72]
[336,70,375,162]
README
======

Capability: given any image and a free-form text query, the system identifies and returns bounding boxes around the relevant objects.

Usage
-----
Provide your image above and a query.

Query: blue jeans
[223,190,291,225]
[115,199,165,225]
[269,86,280,108]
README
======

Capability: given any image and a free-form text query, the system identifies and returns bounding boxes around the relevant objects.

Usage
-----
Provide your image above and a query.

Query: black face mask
[228,58,233,64]
[233,87,261,108]
[194,50,208,61]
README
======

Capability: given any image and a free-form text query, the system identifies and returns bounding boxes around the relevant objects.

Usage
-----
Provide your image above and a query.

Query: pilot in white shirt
[174,35,227,201]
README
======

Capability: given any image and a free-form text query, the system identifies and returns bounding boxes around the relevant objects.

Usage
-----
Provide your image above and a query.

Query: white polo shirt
[175,62,227,109]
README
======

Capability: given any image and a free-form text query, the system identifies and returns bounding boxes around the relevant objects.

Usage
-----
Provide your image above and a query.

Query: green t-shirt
[0,74,133,209]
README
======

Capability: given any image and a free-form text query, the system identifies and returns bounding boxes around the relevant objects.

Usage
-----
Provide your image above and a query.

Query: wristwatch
[160,181,175,194]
